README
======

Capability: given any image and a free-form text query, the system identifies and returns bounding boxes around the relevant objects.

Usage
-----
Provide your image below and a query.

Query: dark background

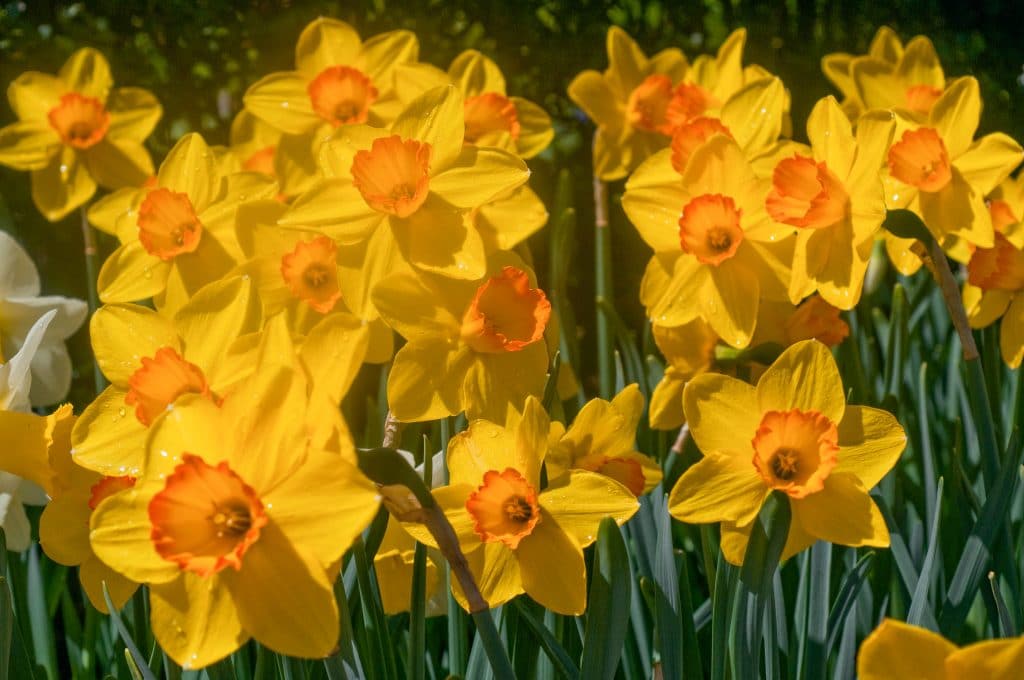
[3,0,1022,407]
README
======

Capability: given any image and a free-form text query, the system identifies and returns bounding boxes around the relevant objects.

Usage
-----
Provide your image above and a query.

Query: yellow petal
[430,147,529,209]
[388,340,473,422]
[869,26,904,63]
[80,555,138,614]
[516,510,587,615]
[944,637,1024,679]
[919,169,989,246]
[703,261,759,348]
[280,178,383,243]
[174,276,262,374]
[31,147,96,221]
[850,57,899,111]
[59,48,112,101]
[107,87,163,140]
[39,493,93,565]
[835,405,907,489]
[719,515,817,565]
[476,185,548,252]
[146,395,227,477]
[649,372,686,430]
[793,472,889,547]
[721,77,785,154]
[158,133,219,212]
[667,452,768,526]
[150,573,248,669]
[244,72,320,135]
[539,470,640,547]
[70,386,147,476]
[7,71,66,120]
[954,133,1024,198]
[857,619,954,680]
[682,371,759,452]
[359,29,419,85]
[567,70,622,130]
[447,421,520,487]
[510,97,553,158]
[370,266,462,340]
[0,120,60,170]
[605,26,647,98]
[805,96,855,178]
[453,542,523,611]
[622,150,687,253]
[461,343,548,423]
[965,286,1011,328]
[391,85,464,170]
[294,18,361,76]
[390,200,486,280]
[1000,293,1024,368]
[449,50,506,97]
[930,76,980,159]
[96,241,168,303]
[82,137,153,189]
[301,313,369,400]
[89,478,179,584]
[90,303,180,385]
[710,28,747,101]
[821,53,854,99]
[757,339,846,423]
[642,254,706,326]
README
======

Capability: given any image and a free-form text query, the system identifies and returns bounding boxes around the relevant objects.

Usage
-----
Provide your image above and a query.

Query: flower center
[626,74,675,135]
[904,84,943,117]
[460,266,551,353]
[887,127,952,193]
[575,454,645,496]
[767,154,850,230]
[464,92,521,145]
[149,454,268,577]
[967,232,1024,292]
[670,116,732,173]
[307,65,378,127]
[280,236,342,313]
[989,199,1019,235]
[351,135,432,218]
[466,468,541,549]
[125,347,212,427]
[243,145,277,177]
[88,475,137,511]
[136,188,204,261]
[47,92,110,149]
[666,81,718,129]
[678,194,745,265]
[785,297,850,346]
[751,409,839,498]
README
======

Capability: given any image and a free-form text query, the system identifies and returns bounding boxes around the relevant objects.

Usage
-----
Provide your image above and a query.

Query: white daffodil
[0,230,88,406]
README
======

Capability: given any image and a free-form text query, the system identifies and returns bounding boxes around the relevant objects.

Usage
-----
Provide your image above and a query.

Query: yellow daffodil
[89,360,380,668]
[406,398,638,614]
[649,297,849,430]
[280,86,529,288]
[0,48,160,221]
[668,340,905,564]
[71,276,262,477]
[547,384,661,495]
[849,33,947,120]
[623,134,793,347]
[372,251,550,423]
[568,27,755,180]
[1,230,88,406]
[93,133,277,315]
[883,77,1023,254]
[821,27,906,119]
[769,96,895,309]
[224,110,290,193]
[859,619,1024,680]
[232,199,392,361]
[373,518,444,616]
[397,49,554,159]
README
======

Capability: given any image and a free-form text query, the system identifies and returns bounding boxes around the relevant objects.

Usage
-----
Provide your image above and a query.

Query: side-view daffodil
[668,340,906,564]
[849,33,947,120]
[821,26,904,119]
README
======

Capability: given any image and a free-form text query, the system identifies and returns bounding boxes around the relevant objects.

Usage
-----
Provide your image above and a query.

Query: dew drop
[117,407,127,418]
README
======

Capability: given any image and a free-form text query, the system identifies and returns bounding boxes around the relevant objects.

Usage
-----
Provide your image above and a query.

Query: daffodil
[821,27,906,119]
[668,340,905,564]
[397,49,554,159]
[0,48,160,221]
[225,110,286,190]
[373,518,444,616]
[547,384,661,495]
[405,398,638,614]
[93,133,277,315]
[858,619,1024,680]
[649,297,849,430]
[89,361,380,668]
[963,183,1024,367]
[623,134,793,347]
[372,251,551,423]
[232,199,393,361]
[768,96,895,309]
[849,33,948,120]
[883,77,1023,254]
[71,276,262,478]
[1,230,88,406]
[568,27,757,180]
[279,86,529,290]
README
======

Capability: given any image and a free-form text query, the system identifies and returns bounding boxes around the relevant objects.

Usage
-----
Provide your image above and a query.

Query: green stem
[593,139,613,399]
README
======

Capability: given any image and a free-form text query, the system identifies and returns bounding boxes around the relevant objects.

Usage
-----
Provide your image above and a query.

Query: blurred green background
[2,0,1023,408]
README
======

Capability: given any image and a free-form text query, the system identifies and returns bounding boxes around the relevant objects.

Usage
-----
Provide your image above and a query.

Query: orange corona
[626,74,675,135]
[767,155,849,230]
[125,347,212,426]
[678,194,745,265]
[460,266,551,353]
[47,92,110,149]
[136,188,204,260]
[307,65,378,126]
[464,92,521,144]
[887,127,952,193]
[751,408,839,498]
[280,236,343,313]
[466,468,541,549]
[351,135,432,218]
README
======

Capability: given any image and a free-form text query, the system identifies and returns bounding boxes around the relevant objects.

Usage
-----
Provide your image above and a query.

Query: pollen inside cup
[967,233,1024,292]
[136,188,204,261]
[125,347,212,426]
[887,127,953,193]
[904,84,943,117]
[767,155,850,230]
[351,135,432,218]
[626,74,675,136]
[678,194,745,265]
[460,266,552,353]
[88,476,137,511]
[307,65,379,126]
[466,468,541,549]
[463,92,521,145]
[574,454,645,496]
[751,409,839,498]
[47,92,111,149]
[665,82,718,129]
[670,117,732,173]
[280,236,343,313]
[243,145,277,177]
[149,455,268,577]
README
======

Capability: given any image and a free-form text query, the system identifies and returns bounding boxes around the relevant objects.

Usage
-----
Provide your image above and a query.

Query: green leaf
[908,478,944,627]
[882,208,933,243]
[581,517,632,680]
[825,551,875,652]
[25,547,56,680]
[801,541,831,680]
[101,582,157,680]
[512,600,580,680]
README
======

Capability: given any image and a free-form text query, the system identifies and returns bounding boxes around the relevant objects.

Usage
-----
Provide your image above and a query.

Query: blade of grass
[825,551,875,653]
[26,546,56,680]
[511,600,580,680]
[102,582,157,680]
[580,517,632,680]
[802,542,831,680]
[908,478,944,627]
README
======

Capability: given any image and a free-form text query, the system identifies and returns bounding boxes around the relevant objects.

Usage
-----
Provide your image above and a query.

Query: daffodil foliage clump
[2,10,1024,680]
